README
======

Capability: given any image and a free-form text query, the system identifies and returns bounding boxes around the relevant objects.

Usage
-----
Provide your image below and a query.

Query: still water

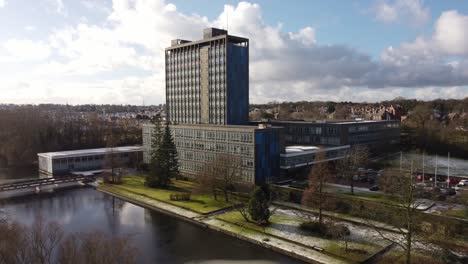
[1,187,301,264]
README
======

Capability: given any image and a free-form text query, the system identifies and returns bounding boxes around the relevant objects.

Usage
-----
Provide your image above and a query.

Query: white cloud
[373,0,430,26]
[1,39,51,61]
[0,0,6,8]
[25,25,36,31]
[289,27,316,46]
[1,0,467,105]
[434,10,468,56]
[45,0,66,15]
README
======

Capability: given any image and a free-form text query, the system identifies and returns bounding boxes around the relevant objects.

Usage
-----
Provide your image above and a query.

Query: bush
[299,221,329,236]
[169,193,191,201]
[248,185,272,225]
[335,200,351,214]
[300,221,350,239]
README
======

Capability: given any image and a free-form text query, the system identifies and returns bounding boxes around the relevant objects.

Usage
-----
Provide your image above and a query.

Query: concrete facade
[166,28,249,125]
[143,124,283,184]
[251,120,400,149]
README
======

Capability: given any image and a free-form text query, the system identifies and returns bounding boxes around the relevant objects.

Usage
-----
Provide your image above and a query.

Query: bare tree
[29,216,64,264]
[58,232,137,264]
[367,163,428,264]
[194,154,243,202]
[103,127,125,184]
[336,145,369,195]
[302,151,330,224]
[0,214,136,264]
[0,220,31,264]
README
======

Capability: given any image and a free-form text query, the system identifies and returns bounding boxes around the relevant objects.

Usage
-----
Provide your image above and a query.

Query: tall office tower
[165,28,249,125]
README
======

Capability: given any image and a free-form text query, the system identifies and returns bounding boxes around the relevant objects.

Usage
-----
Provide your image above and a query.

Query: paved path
[99,186,352,264]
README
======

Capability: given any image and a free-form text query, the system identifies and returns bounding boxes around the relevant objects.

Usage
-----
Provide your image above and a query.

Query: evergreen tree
[146,119,179,188]
[163,122,179,180]
[248,185,272,225]
[146,116,163,187]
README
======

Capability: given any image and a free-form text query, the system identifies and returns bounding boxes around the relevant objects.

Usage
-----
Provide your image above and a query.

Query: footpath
[98,185,351,264]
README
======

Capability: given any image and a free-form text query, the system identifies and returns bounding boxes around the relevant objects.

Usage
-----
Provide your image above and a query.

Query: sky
[0,0,468,105]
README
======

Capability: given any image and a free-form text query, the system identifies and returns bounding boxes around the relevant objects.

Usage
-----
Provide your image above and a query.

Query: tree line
[0,107,141,167]
[0,214,136,264]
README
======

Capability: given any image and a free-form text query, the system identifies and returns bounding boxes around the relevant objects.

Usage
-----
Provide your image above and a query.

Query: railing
[0,175,94,192]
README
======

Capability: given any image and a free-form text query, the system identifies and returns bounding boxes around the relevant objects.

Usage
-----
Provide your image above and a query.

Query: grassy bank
[99,176,234,214]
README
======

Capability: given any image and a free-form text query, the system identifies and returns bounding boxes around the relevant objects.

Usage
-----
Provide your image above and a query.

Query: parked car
[454,184,464,191]
[458,180,468,186]
[369,185,380,191]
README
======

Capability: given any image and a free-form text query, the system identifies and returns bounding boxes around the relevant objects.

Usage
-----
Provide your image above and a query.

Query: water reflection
[2,187,302,264]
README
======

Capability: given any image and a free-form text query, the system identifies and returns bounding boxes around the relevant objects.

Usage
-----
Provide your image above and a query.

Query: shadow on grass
[269,222,305,235]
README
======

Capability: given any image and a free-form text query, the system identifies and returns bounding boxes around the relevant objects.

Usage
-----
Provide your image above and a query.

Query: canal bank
[97,184,350,264]
[3,187,302,264]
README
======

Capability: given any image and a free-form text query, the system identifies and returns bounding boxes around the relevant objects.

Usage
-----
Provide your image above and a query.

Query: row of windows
[287,126,322,135]
[52,153,129,165]
[167,63,200,70]
[176,140,254,156]
[179,149,254,168]
[179,160,254,183]
[173,129,254,143]
[348,123,400,133]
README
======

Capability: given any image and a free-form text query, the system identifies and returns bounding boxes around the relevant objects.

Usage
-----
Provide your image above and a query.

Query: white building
[38,146,143,176]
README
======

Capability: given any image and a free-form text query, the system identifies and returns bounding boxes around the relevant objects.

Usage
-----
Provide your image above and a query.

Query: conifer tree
[146,118,179,188]
[146,116,163,187]
[248,185,272,225]
[163,122,179,180]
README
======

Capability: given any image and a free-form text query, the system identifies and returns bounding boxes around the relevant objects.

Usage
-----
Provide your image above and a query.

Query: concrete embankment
[98,186,348,264]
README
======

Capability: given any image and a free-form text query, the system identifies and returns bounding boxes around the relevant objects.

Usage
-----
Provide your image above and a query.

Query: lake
[1,187,302,264]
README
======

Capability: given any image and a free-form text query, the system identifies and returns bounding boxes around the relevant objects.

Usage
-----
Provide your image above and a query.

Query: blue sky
[0,0,467,104]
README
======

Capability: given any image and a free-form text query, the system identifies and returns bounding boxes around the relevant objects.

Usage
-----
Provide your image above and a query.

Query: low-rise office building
[143,124,283,184]
[252,120,400,149]
[38,146,143,176]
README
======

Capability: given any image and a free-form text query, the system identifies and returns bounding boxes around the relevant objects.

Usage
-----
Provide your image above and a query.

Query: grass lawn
[324,242,376,263]
[216,210,379,263]
[446,208,468,219]
[327,187,400,205]
[100,176,234,214]
[376,250,445,264]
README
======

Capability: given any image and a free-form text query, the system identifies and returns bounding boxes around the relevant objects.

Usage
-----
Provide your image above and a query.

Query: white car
[459,180,468,186]
[454,184,464,191]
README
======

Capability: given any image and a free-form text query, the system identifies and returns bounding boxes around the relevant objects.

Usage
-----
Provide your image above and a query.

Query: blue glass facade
[226,43,249,125]
[254,129,282,184]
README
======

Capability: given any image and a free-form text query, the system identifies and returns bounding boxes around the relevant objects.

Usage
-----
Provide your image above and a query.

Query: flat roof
[38,146,143,159]
[253,120,399,125]
[166,34,248,51]
[283,145,350,157]
[143,123,283,131]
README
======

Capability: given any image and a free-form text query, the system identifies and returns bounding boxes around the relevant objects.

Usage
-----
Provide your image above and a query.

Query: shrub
[248,185,272,225]
[300,221,350,239]
[299,221,329,236]
[334,200,351,214]
[169,193,191,201]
